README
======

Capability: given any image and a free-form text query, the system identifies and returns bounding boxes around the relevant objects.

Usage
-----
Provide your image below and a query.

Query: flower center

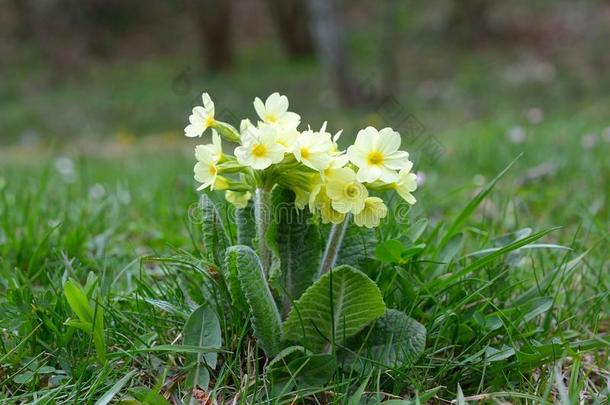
[206,116,215,128]
[300,147,311,160]
[344,183,360,198]
[265,114,277,123]
[252,144,267,158]
[208,165,217,176]
[367,151,384,166]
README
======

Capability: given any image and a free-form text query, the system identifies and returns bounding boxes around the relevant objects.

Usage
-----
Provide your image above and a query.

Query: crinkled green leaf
[267,187,321,311]
[282,265,385,352]
[199,194,230,266]
[223,246,248,311]
[236,202,256,248]
[228,245,282,356]
[268,345,336,397]
[344,309,426,372]
[336,223,377,268]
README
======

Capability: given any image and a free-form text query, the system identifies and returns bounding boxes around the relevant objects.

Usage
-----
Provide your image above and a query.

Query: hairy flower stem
[318,215,351,277]
[254,188,272,277]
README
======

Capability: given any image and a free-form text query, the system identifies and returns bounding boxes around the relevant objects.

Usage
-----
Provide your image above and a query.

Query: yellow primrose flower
[293,187,310,210]
[240,118,253,133]
[193,132,224,190]
[347,127,411,183]
[309,184,346,224]
[185,93,215,138]
[322,154,349,180]
[394,163,417,204]
[253,92,301,129]
[321,200,346,224]
[354,197,388,228]
[235,125,285,170]
[274,126,299,151]
[325,168,368,215]
[293,124,334,171]
[225,190,252,208]
[331,129,343,154]
[213,176,230,190]
[207,130,223,161]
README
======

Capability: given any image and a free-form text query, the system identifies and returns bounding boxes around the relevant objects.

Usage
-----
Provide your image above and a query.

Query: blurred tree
[379,0,402,100]
[19,0,93,75]
[264,0,315,58]
[307,0,403,106]
[85,0,149,57]
[10,0,34,41]
[190,0,235,72]
[446,0,491,46]
[306,0,362,106]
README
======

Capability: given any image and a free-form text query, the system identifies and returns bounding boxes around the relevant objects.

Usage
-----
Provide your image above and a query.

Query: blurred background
[0,0,608,234]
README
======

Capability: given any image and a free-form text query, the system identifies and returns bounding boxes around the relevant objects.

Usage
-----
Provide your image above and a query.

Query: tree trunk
[265,0,315,58]
[24,0,93,76]
[379,0,401,100]
[446,0,491,46]
[191,0,235,72]
[306,0,362,107]
[11,0,34,41]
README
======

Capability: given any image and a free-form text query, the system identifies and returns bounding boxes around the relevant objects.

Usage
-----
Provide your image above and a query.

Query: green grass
[1,119,608,402]
[1,43,609,403]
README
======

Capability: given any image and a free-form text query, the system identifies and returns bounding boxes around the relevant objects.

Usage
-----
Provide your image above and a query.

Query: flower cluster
[185,92,417,228]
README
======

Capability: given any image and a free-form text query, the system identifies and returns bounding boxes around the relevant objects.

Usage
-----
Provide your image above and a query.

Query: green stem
[254,187,272,277]
[318,214,350,277]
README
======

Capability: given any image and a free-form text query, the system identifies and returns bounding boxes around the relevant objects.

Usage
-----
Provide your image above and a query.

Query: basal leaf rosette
[184,92,419,228]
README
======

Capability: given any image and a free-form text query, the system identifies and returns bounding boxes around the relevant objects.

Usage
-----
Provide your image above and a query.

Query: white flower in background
[254,92,300,128]
[185,93,215,137]
[581,133,598,150]
[347,127,411,183]
[506,126,526,144]
[525,107,544,124]
[235,125,285,170]
[325,168,368,214]
[293,125,334,171]
[416,170,427,187]
[54,156,77,183]
[394,164,418,205]
[354,197,388,228]
[225,190,252,208]
[54,156,75,176]
[89,183,106,200]
[473,174,485,187]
